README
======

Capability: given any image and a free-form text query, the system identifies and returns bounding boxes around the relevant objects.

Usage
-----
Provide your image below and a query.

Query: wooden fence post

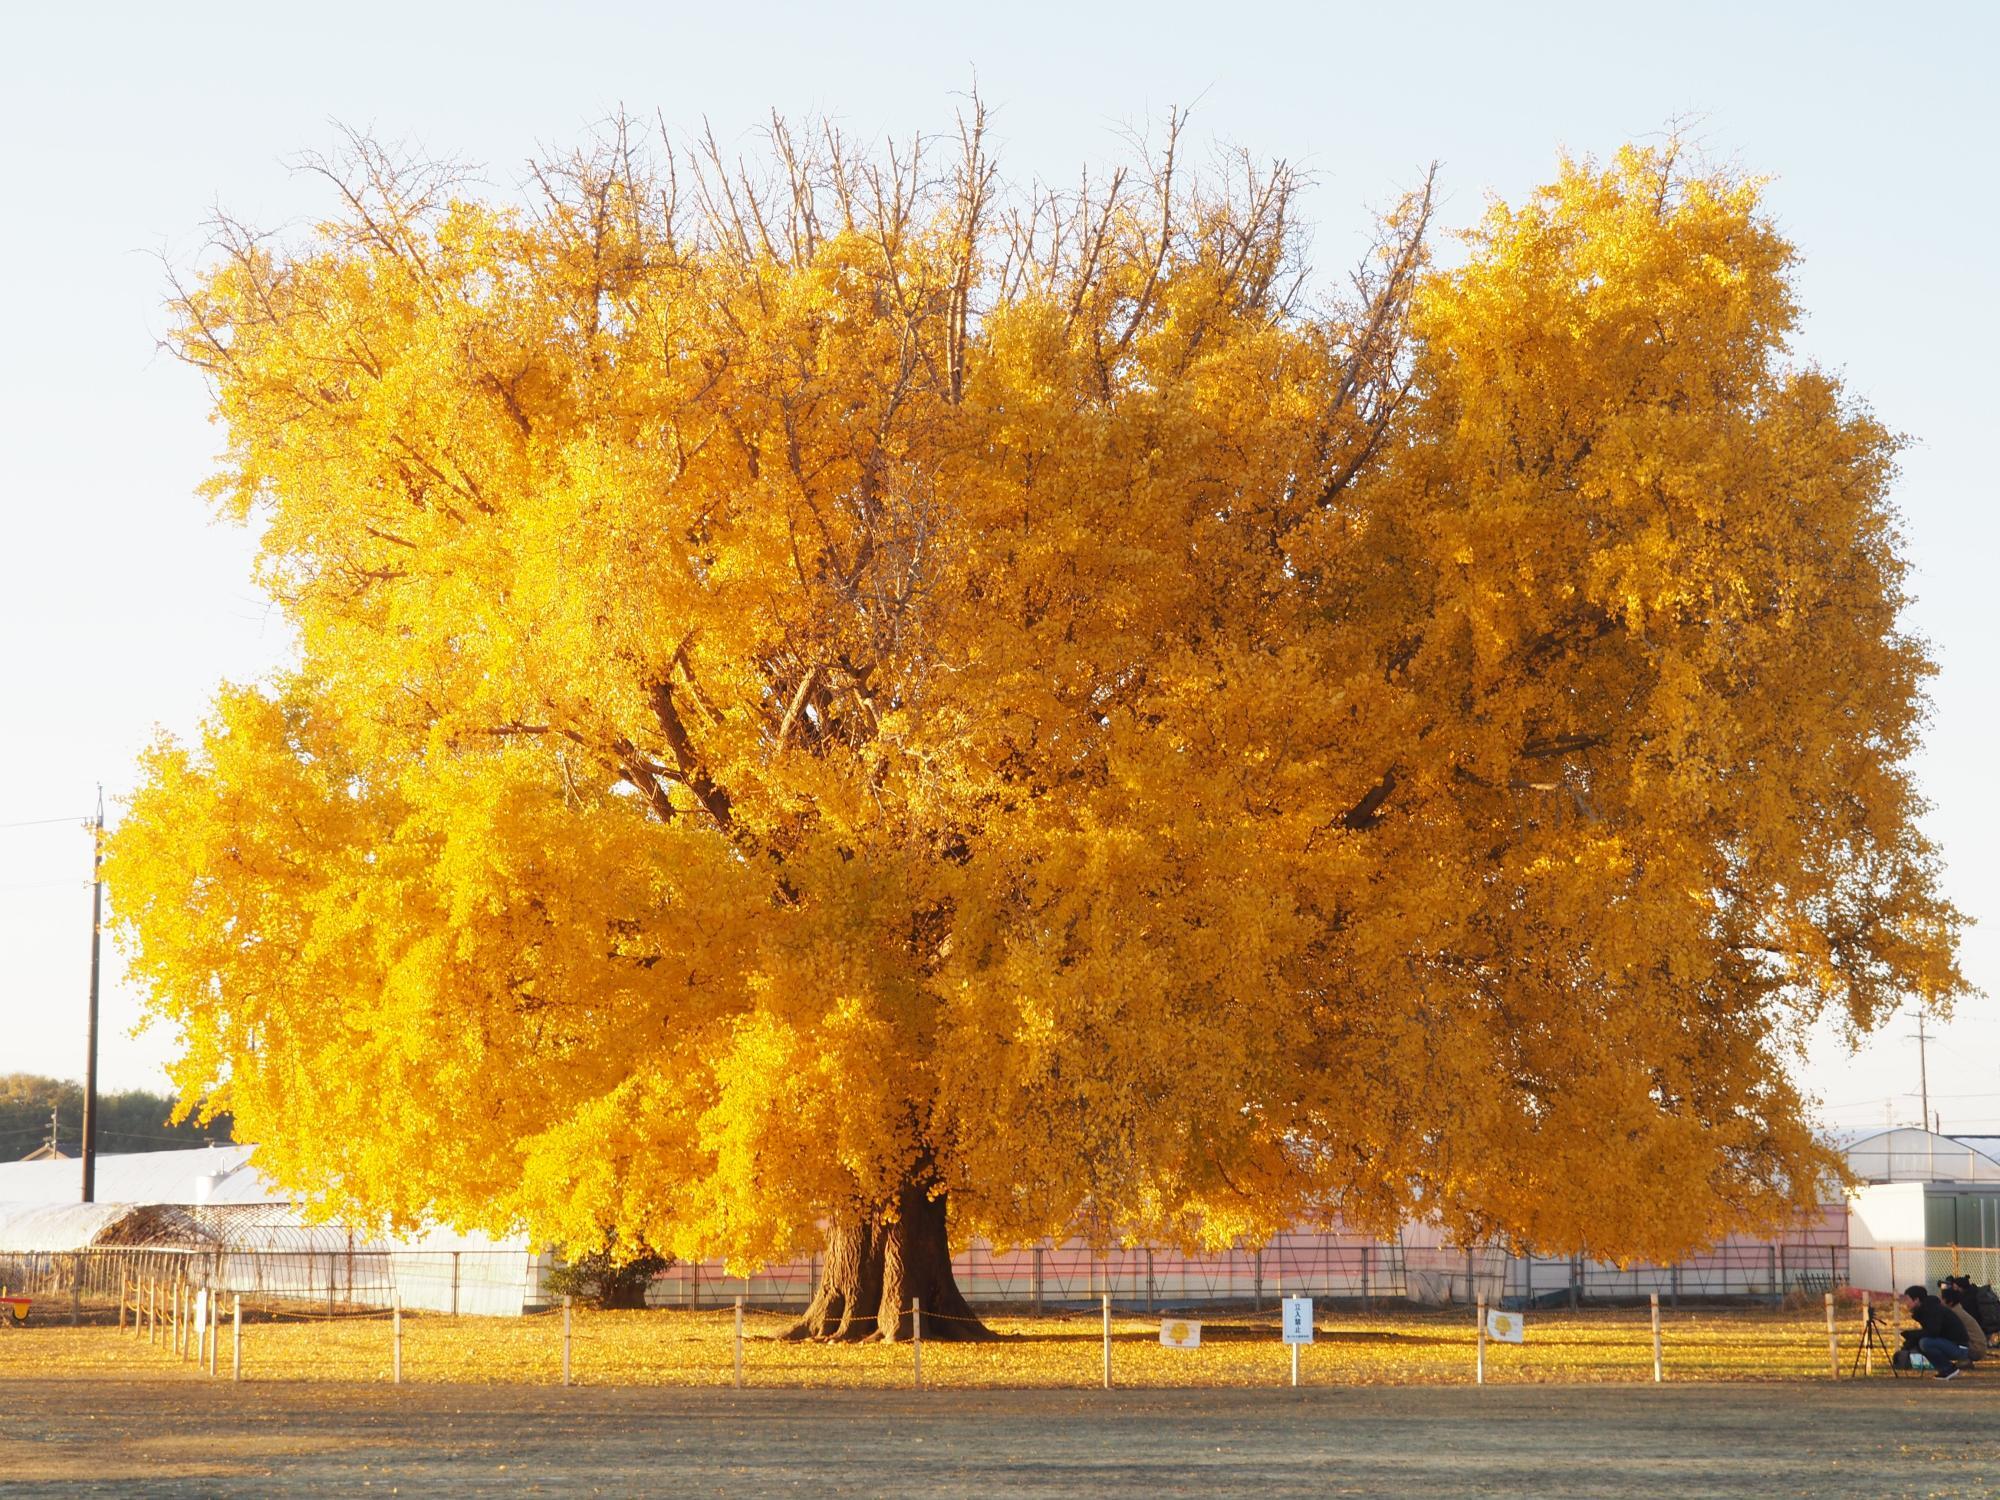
[732,1295,743,1389]
[232,1295,242,1382]
[1650,1292,1662,1383]
[392,1298,403,1385]
[1031,1246,1044,1315]
[912,1297,923,1391]
[1826,1291,1838,1379]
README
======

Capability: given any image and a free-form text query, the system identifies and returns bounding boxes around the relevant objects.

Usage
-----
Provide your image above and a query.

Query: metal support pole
[1863,1292,1873,1376]
[80,794,104,1205]
[1102,1293,1112,1389]
[1826,1291,1838,1378]
[913,1298,923,1390]
[392,1298,403,1385]
[1032,1246,1044,1315]
[1476,1295,1487,1385]
[119,1271,127,1332]
[1291,1341,1300,1388]
[564,1296,574,1387]
[732,1296,743,1389]
[1650,1292,1662,1383]
[232,1295,241,1382]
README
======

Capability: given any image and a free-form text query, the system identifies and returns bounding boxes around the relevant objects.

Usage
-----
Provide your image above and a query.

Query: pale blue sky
[1,1,1993,1138]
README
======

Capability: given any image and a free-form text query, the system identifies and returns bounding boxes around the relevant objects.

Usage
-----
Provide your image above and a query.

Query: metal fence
[22,1238,1987,1325]
[659,1234,1853,1313]
[0,1245,537,1323]
[1850,1243,2000,1295]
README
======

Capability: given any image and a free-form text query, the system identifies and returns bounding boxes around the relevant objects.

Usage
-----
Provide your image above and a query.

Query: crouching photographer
[1941,1283,1988,1362]
[1900,1284,1973,1381]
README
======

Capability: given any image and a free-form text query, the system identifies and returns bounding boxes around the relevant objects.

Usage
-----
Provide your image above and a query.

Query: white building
[1840,1128,2000,1293]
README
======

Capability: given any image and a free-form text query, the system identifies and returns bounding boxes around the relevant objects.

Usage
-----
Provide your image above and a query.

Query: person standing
[1904,1285,1973,1380]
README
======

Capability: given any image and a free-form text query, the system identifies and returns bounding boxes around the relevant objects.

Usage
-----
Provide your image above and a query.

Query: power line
[0,814,94,830]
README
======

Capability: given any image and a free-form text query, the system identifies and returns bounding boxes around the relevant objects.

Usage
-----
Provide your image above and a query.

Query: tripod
[1852,1306,1899,1378]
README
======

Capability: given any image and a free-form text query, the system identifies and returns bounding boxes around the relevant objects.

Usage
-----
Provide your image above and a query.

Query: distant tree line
[0,1073,234,1160]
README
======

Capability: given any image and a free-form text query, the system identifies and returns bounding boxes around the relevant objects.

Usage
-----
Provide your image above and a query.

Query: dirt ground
[2,1377,1997,1497]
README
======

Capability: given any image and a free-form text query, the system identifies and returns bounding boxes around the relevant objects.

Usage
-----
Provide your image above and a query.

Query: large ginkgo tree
[110,112,1966,1339]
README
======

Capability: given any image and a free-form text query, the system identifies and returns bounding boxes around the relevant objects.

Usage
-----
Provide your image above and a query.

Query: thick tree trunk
[780,1182,993,1342]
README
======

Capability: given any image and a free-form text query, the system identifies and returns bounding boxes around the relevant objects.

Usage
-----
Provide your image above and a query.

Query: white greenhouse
[0,1146,545,1317]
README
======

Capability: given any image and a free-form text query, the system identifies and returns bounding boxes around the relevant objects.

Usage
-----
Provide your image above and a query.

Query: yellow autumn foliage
[109,118,1964,1272]
[1,1308,1881,1390]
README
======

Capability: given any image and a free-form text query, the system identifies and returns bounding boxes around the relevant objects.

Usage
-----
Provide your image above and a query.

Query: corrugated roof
[0,1145,286,1207]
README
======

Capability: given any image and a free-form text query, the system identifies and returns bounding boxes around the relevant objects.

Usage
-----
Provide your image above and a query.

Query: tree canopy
[110,111,1965,1337]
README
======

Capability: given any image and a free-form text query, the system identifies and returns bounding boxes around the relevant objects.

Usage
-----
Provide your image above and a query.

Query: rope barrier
[92,1269,1933,1392]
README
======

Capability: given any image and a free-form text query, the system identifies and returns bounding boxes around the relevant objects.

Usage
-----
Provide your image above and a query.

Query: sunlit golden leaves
[111,123,1963,1271]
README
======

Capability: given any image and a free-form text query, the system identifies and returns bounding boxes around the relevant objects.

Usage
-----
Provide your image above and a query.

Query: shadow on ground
[3,1378,1998,1497]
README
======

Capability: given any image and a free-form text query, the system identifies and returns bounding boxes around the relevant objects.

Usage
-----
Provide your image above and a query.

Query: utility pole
[1915,1010,1930,1132]
[80,790,103,1203]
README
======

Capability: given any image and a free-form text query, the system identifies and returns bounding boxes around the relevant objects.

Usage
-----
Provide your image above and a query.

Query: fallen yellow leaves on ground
[0,1306,1891,1389]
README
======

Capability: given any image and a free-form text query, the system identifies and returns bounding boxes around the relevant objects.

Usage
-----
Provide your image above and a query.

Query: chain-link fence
[4,1238,1889,1326]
